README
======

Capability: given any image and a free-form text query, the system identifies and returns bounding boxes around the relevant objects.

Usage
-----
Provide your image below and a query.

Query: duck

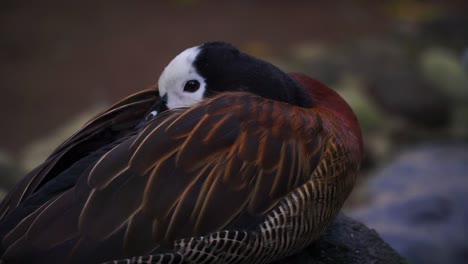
[0,41,363,264]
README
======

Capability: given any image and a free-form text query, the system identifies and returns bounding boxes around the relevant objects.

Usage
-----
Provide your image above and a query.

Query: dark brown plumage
[0,51,362,263]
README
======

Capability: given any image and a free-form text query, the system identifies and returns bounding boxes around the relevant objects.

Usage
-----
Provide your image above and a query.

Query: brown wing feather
[0,88,157,222]
[2,92,325,262]
[83,93,322,245]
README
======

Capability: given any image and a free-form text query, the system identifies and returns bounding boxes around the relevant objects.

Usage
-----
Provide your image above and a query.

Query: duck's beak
[154,93,168,113]
[136,93,169,129]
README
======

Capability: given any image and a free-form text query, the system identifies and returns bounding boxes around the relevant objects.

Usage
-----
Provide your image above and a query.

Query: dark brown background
[0,1,394,155]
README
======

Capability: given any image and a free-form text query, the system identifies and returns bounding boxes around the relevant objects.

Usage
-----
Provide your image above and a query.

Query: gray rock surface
[351,143,468,264]
[344,38,456,129]
[365,69,450,128]
[274,214,407,264]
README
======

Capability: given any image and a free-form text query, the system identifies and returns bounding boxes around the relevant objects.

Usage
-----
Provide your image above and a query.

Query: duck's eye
[145,111,157,121]
[183,80,200,93]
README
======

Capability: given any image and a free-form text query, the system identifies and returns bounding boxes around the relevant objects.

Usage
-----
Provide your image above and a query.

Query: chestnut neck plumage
[290,73,364,161]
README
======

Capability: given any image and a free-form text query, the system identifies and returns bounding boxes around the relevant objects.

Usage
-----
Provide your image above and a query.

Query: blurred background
[1,0,467,263]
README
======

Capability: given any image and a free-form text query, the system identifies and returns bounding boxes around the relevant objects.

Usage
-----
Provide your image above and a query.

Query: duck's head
[150,42,312,117]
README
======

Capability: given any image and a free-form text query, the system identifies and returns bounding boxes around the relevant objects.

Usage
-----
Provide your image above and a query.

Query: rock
[347,38,451,128]
[420,47,468,102]
[350,143,468,264]
[452,104,468,138]
[274,214,407,264]
[347,37,411,80]
[365,67,451,128]
[462,47,468,71]
[290,43,347,86]
[420,15,468,50]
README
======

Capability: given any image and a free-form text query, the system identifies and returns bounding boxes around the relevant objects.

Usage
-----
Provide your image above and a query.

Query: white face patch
[158,46,206,110]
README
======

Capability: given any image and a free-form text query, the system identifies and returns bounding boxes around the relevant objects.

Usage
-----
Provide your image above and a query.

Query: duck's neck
[290,73,364,160]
